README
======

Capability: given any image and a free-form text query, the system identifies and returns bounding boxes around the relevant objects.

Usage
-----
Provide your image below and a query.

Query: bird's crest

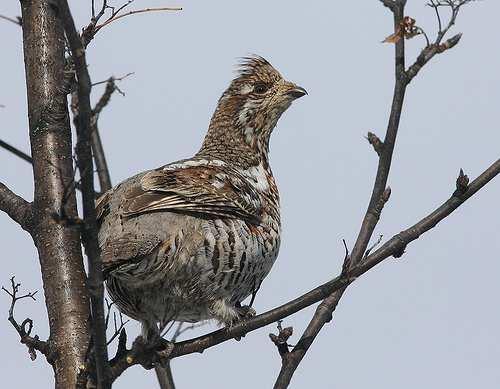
[233,55,282,83]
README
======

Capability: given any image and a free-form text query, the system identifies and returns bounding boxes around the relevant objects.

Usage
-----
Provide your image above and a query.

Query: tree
[1,1,499,388]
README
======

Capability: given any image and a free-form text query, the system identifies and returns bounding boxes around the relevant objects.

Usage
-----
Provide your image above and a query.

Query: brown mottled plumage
[97,56,306,336]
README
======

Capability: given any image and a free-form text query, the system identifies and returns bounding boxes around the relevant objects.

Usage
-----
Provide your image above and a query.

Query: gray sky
[1,1,499,388]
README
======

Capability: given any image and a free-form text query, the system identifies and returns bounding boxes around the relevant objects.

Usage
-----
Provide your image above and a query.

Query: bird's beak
[286,84,308,99]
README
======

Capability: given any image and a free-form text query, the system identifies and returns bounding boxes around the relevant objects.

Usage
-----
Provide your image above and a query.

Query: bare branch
[0,14,22,26]
[406,33,462,82]
[92,71,134,89]
[155,364,176,389]
[2,277,51,362]
[0,182,33,232]
[94,6,182,32]
[430,0,474,44]
[0,139,33,164]
[90,77,120,192]
[349,1,406,269]
[271,1,473,385]
[379,0,397,11]
[81,1,181,47]
[58,1,109,387]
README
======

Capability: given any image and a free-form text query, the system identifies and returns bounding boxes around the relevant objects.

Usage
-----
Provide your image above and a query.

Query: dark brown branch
[0,139,33,164]
[155,364,176,389]
[91,77,118,192]
[405,0,471,82]
[92,71,134,89]
[57,1,109,388]
[0,138,87,195]
[406,33,462,82]
[349,1,406,269]
[272,0,463,385]
[0,14,22,26]
[0,182,33,232]
[81,0,109,47]
[2,277,51,362]
[430,0,472,44]
[91,127,111,196]
[357,159,500,265]
[379,0,398,11]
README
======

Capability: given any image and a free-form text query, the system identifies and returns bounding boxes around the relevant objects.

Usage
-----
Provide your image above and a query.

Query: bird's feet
[232,302,256,341]
[234,301,256,321]
[133,335,174,369]
[210,299,256,330]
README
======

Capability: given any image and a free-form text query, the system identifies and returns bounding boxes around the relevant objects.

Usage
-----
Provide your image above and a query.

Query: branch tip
[440,33,462,51]
[366,132,384,156]
[455,168,469,195]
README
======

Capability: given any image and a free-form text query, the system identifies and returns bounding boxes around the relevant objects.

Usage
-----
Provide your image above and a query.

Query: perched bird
[97,56,306,338]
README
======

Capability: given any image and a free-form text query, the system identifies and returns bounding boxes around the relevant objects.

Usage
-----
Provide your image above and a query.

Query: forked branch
[2,277,51,362]
[272,0,478,386]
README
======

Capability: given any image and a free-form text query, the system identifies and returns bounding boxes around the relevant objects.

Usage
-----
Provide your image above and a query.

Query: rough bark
[20,1,91,387]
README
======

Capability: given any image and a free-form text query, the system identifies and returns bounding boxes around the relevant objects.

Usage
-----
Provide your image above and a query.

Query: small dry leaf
[383,27,403,44]
[383,16,420,43]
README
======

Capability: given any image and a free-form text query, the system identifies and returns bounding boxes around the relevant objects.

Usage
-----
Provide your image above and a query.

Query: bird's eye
[254,82,269,94]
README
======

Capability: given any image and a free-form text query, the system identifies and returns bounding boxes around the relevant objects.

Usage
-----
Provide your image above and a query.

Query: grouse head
[199,56,306,167]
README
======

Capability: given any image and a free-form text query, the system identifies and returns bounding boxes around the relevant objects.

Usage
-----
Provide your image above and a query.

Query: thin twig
[364,234,383,259]
[2,277,51,362]
[428,0,443,34]
[94,7,182,31]
[0,14,22,26]
[90,77,118,192]
[92,72,134,90]
[106,312,129,346]
[0,139,32,164]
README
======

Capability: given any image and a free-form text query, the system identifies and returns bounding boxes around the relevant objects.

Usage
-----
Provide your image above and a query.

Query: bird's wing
[120,161,263,224]
[96,190,111,224]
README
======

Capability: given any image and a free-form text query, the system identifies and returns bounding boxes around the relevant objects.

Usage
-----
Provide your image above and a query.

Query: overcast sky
[1,1,499,388]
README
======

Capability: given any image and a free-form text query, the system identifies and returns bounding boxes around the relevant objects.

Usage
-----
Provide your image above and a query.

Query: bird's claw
[134,336,174,369]
[232,303,256,341]
[235,303,256,320]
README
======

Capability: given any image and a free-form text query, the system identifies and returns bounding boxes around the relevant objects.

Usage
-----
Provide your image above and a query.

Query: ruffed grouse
[97,56,306,337]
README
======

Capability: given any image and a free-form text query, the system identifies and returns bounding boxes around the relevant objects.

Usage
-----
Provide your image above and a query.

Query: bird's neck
[197,101,271,170]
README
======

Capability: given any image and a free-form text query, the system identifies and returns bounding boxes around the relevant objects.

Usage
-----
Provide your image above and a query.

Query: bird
[96,56,307,340]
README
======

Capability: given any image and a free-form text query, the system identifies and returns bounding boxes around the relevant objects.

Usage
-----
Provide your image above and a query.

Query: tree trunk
[20,1,91,387]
